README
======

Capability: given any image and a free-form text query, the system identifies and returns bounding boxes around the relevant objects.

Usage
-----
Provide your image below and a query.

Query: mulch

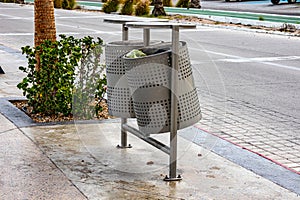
[12,99,111,123]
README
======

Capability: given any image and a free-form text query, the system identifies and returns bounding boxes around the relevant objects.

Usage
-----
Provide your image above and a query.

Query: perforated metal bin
[123,41,202,134]
[105,40,162,118]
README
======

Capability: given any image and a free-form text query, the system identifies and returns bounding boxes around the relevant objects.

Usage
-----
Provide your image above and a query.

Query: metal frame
[104,18,196,181]
[168,25,180,181]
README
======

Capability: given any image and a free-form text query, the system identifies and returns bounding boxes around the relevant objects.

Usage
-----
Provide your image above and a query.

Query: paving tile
[267,154,286,161]
[290,158,300,163]
[283,154,299,159]
[200,94,300,175]
[290,167,300,172]
[0,113,16,132]
[276,159,294,165]
[262,147,283,153]
[284,163,300,169]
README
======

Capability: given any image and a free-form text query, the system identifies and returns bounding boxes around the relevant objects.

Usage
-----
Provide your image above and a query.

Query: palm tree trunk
[34,0,57,70]
[34,0,56,47]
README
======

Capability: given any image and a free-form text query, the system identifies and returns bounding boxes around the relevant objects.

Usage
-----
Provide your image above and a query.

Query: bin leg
[117,25,131,149]
[122,24,129,41]
[117,118,132,148]
[143,28,150,46]
[164,25,182,181]
[0,66,5,74]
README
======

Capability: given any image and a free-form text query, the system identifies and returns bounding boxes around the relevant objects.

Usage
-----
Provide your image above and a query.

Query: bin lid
[104,16,169,24]
[125,22,196,29]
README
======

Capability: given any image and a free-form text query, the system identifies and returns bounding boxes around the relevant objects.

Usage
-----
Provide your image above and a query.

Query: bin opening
[125,47,171,59]
[141,45,171,56]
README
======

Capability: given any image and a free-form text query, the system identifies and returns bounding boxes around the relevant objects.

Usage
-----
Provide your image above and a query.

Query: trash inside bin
[123,41,201,134]
[105,40,162,118]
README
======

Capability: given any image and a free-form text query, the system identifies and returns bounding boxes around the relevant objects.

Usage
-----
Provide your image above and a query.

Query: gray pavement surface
[0,2,300,199]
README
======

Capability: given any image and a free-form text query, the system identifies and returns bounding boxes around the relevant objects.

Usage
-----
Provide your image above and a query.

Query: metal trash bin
[123,41,202,134]
[105,40,162,118]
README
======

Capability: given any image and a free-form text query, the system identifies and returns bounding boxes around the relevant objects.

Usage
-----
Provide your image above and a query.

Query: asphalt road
[0,3,300,172]
[191,29,300,119]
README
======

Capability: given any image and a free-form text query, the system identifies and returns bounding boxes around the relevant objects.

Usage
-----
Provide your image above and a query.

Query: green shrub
[54,0,62,8]
[62,0,70,9]
[135,0,150,16]
[258,16,264,21]
[121,0,134,15]
[68,0,76,9]
[17,35,106,119]
[163,0,172,7]
[94,76,107,117]
[54,0,77,9]
[175,0,189,8]
[102,0,120,13]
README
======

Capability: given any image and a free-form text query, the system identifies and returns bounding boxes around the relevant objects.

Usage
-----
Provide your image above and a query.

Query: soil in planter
[11,99,111,123]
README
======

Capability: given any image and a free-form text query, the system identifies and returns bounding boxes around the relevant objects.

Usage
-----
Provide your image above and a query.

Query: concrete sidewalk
[1,38,299,199]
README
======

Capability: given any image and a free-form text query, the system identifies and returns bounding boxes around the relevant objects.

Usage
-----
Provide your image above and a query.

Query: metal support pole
[118,24,131,149]
[164,25,182,181]
[143,28,150,46]
[0,66,4,74]
[122,24,129,41]
[117,118,132,148]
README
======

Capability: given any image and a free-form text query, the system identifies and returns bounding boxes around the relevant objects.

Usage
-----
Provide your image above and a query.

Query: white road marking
[219,56,300,63]
[0,32,120,36]
[56,16,104,19]
[56,23,103,32]
[0,13,31,20]
[0,33,33,36]
[190,47,300,72]
[261,61,300,72]
[150,27,217,33]
[56,23,120,36]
